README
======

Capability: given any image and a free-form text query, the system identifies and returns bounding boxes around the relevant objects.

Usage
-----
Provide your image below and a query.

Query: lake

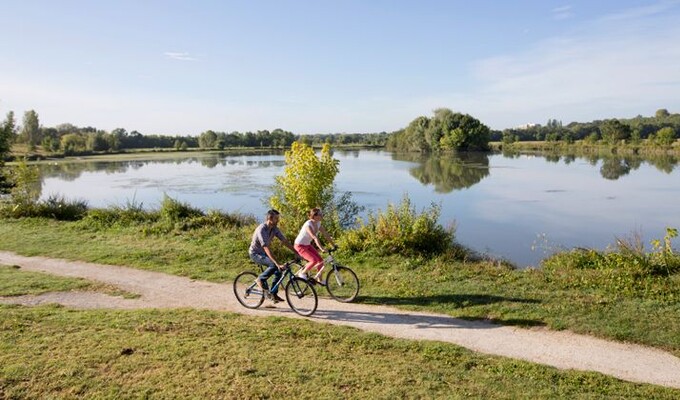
[34,149,680,268]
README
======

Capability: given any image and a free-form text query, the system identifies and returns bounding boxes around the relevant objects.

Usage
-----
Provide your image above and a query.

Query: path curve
[1,251,679,389]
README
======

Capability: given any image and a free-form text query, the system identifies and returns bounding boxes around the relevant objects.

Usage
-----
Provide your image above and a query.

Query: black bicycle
[308,247,360,303]
[233,259,318,316]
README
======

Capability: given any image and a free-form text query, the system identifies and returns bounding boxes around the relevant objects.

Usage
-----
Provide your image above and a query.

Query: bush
[339,195,455,257]
[1,194,88,220]
[159,195,203,222]
[80,196,256,234]
[541,228,680,300]
[83,200,158,228]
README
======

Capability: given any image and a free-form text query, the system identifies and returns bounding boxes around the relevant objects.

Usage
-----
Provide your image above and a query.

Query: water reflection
[502,149,676,180]
[392,152,491,193]
[22,149,680,267]
[37,153,286,181]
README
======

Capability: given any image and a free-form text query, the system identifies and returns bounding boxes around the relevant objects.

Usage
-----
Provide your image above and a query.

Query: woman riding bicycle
[294,208,336,284]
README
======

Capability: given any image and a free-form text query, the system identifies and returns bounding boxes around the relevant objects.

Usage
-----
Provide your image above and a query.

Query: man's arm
[262,245,281,269]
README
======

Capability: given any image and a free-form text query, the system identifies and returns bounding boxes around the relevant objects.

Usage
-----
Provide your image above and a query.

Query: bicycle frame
[234,259,318,316]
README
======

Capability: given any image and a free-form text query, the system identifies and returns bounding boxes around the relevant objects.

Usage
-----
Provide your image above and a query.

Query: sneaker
[271,293,285,303]
[297,271,308,280]
[313,274,326,286]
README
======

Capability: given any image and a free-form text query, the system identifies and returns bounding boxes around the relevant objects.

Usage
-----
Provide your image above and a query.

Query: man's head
[266,209,280,226]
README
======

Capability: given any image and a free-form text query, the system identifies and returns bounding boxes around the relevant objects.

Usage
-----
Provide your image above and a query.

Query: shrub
[541,228,680,300]
[159,195,203,222]
[339,195,455,257]
[1,194,88,220]
[83,200,158,228]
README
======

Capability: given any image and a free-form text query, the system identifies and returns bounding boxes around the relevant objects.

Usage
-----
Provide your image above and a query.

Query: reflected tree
[599,157,633,180]
[393,152,490,193]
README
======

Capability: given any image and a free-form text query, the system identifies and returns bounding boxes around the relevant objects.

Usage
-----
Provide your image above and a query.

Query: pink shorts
[294,244,323,264]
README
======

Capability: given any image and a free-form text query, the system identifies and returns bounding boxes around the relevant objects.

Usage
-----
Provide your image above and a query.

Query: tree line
[3,107,678,162]
[0,109,389,159]
[497,109,679,146]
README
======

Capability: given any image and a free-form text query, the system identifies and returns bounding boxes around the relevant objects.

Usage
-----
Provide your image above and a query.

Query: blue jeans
[250,253,282,294]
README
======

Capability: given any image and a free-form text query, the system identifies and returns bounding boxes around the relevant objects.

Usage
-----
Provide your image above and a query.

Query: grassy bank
[1,269,676,398]
[490,140,680,156]
[1,217,678,359]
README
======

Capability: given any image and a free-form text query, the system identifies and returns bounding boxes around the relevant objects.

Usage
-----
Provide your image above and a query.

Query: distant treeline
[3,107,679,160]
[0,109,389,158]
[495,109,680,146]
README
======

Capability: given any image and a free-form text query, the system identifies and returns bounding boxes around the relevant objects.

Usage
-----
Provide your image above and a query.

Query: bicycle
[305,247,360,303]
[233,259,318,317]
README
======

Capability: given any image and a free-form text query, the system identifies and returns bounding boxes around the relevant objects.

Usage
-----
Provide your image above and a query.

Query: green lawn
[1,217,678,359]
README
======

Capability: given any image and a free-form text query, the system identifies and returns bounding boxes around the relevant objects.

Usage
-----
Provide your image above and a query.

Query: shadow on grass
[312,308,545,329]
[359,293,541,308]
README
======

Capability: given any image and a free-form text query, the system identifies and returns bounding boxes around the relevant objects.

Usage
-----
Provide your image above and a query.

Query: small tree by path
[270,141,338,229]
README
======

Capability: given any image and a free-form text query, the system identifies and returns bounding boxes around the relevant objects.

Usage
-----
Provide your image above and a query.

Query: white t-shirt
[295,220,320,245]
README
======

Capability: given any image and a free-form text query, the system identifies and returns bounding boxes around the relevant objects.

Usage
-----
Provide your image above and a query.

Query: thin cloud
[552,5,573,20]
[600,0,680,21]
[164,52,197,61]
[452,4,680,128]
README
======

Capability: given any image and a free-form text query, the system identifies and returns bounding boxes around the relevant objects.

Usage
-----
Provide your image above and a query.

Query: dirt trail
[1,251,679,389]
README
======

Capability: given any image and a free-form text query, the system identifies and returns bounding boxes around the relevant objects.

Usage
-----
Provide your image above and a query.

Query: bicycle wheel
[233,271,265,309]
[285,277,318,316]
[325,265,360,302]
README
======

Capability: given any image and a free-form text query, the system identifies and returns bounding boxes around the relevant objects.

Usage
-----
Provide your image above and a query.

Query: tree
[20,110,41,150]
[86,132,110,152]
[387,109,490,152]
[655,127,677,147]
[270,142,339,229]
[1,111,17,194]
[198,130,217,148]
[1,111,16,157]
[60,134,87,155]
[600,119,631,144]
[655,109,670,119]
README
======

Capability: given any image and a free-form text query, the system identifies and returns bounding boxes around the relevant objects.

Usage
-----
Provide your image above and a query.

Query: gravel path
[1,251,679,389]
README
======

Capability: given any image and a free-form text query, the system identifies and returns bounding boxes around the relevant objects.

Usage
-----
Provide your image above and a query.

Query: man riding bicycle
[248,209,298,303]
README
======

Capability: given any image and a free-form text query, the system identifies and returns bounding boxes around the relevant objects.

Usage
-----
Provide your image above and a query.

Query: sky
[1,0,680,135]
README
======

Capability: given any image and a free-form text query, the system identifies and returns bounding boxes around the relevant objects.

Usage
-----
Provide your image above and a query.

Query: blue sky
[1,0,679,135]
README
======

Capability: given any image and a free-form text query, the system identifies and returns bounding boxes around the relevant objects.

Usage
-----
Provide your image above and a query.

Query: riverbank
[0,216,678,358]
[2,251,679,397]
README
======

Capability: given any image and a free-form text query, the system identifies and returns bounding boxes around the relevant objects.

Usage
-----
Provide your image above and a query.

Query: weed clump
[541,228,680,301]
[339,196,456,257]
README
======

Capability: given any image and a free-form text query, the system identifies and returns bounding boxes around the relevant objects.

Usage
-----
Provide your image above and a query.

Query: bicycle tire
[325,265,360,302]
[285,277,318,316]
[233,271,265,309]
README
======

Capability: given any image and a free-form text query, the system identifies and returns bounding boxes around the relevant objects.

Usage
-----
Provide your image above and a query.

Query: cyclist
[294,208,336,284]
[248,209,298,303]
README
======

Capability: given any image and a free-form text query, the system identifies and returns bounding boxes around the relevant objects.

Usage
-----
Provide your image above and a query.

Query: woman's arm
[319,225,335,249]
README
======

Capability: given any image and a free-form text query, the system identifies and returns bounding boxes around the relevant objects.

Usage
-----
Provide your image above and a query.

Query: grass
[0,264,138,298]
[2,306,678,398]
[0,217,679,360]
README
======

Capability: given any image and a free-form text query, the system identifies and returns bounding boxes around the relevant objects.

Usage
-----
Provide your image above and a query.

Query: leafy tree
[270,141,339,229]
[199,130,217,148]
[1,111,16,157]
[600,119,631,144]
[60,134,87,155]
[655,127,677,147]
[387,109,490,152]
[20,110,41,150]
[86,132,110,152]
[656,109,670,119]
[1,111,17,194]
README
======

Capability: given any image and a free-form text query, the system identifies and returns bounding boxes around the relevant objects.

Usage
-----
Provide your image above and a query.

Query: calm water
[35,149,680,267]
